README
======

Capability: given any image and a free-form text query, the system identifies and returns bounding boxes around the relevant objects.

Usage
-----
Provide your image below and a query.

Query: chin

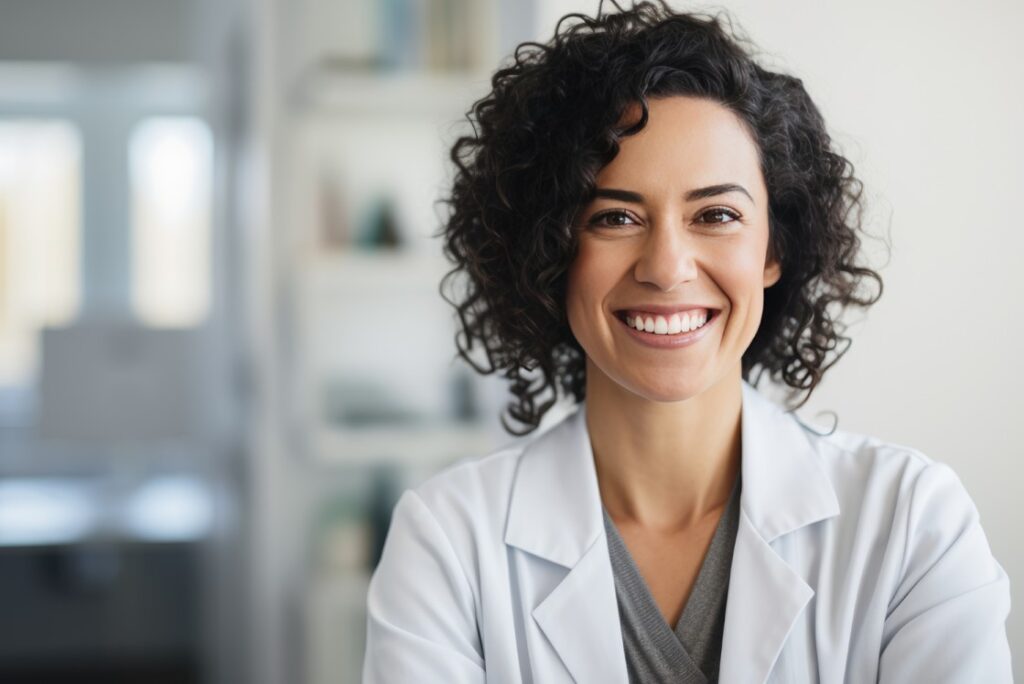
[623,375,709,404]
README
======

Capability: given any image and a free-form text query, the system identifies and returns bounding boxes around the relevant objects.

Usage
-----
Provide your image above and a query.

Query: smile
[623,308,712,335]
[614,308,720,348]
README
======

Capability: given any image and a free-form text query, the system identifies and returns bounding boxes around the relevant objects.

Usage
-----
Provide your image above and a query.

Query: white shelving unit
[279,64,507,471]
[290,69,494,118]
[245,2,539,683]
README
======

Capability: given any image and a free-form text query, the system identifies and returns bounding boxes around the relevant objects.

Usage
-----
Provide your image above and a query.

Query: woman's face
[566,95,781,403]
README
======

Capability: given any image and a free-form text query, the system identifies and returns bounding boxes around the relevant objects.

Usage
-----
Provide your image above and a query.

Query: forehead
[599,96,765,199]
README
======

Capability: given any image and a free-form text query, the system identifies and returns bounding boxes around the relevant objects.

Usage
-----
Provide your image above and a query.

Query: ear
[763,248,782,288]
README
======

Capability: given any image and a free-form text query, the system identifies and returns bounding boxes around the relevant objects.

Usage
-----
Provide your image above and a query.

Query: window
[0,119,81,387]
[130,117,213,327]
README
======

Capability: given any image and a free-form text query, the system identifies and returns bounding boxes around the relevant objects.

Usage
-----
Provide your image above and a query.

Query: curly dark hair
[438,0,884,435]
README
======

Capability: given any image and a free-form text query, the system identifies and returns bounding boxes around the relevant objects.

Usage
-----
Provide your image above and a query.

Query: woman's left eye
[697,207,741,225]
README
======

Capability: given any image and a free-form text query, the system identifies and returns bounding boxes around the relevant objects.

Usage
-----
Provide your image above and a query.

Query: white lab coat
[363,380,1013,683]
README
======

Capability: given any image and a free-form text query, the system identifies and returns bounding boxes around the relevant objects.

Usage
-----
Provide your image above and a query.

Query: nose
[632,221,699,291]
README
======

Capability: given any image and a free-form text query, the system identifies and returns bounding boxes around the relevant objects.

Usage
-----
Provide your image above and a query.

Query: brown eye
[587,210,638,228]
[698,207,740,225]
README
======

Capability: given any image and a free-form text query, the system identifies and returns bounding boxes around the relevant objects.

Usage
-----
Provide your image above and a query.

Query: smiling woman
[363,2,1013,682]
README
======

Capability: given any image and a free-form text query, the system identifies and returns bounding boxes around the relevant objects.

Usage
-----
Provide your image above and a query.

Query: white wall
[0,0,199,63]
[538,0,1024,666]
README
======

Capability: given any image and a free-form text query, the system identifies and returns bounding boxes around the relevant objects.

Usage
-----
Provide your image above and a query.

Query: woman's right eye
[587,210,637,228]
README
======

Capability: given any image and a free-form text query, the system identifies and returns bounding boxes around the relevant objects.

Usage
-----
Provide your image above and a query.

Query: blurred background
[0,0,1019,682]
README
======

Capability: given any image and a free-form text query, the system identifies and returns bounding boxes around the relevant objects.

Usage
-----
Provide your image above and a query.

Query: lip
[615,308,720,349]
[615,304,718,316]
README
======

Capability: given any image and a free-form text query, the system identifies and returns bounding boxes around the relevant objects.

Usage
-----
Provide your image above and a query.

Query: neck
[586,362,742,532]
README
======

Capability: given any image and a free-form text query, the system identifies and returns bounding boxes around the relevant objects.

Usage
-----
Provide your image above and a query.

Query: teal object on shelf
[356,196,403,250]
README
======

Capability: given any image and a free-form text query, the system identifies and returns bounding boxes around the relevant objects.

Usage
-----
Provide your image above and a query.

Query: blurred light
[0,478,98,546]
[130,116,212,327]
[0,119,81,387]
[122,475,214,542]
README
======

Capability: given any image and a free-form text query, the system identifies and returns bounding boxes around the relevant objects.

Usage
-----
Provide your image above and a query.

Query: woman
[363,3,1012,682]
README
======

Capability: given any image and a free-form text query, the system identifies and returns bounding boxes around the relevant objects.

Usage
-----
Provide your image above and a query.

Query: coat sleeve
[363,489,486,684]
[878,461,1013,682]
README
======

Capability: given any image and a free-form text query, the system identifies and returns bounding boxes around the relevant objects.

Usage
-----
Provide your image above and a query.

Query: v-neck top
[602,473,742,684]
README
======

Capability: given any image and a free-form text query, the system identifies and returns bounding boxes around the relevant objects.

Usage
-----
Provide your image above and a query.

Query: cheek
[566,243,622,338]
[565,257,595,339]
[716,241,765,286]
[712,238,771,317]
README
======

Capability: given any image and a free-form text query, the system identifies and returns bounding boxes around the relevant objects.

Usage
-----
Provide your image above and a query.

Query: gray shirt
[602,474,741,684]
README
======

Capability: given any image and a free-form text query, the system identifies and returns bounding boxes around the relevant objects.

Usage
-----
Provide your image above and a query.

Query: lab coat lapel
[718,512,815,683]
[504,406,628,683]
[717,381,841,683]
[532,537,624,683]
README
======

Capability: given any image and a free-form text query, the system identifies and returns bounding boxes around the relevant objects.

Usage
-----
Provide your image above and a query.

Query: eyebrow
[592,183,754,203]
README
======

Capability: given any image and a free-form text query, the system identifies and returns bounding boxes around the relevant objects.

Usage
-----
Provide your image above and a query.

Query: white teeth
[668,314,681,334]
[625,310,711,336]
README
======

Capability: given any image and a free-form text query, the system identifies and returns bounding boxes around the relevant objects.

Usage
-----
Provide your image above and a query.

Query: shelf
[290,69,493,120]
[311,421,498,468]
[299,249,453,296]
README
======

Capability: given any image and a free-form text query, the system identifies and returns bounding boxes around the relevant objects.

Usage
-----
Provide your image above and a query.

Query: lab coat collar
[504,379,839,563]
[503,379,841,683]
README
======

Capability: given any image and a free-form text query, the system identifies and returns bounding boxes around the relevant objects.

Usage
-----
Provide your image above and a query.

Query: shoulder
[743,382,968,527]
[791,419,1012,677]
[407,405,581,520]
[802,418,972,515]
[794,416,998,582]
[405,436,527,534]
[390,412,568,557]
[371,433,533,631]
